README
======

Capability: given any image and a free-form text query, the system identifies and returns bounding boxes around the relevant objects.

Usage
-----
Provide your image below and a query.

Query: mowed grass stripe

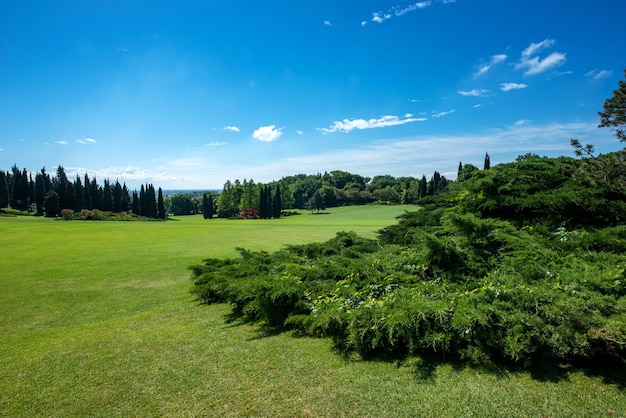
[1,205,624,417]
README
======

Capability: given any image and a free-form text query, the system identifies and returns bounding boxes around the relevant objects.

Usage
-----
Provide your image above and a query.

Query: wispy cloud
[516,38,566,76]
[252,125,283,142]
[318,114,426,134]
[458,89,489,97]
[66,165,190,185]
[500,82,528,92]
[475,54,507,77]
[206,141,226,147]
[432,109,455,118]
[223,126,240,132]
[585,68,613,80]
[76,137,97,144]
[57,140,68,145]
[367,1,435,25]
[323,20,332,26]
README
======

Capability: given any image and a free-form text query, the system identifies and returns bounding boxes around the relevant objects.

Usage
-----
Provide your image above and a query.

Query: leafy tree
[0,170,8,209]
[598,68,626,142]
[305,190,325,213]
[167,193,197,216]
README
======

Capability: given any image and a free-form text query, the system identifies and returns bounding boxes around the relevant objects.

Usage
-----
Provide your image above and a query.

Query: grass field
[1,205,625,417]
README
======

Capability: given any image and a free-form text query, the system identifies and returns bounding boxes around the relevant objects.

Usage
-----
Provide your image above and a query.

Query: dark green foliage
[191,153,626,367]
[44,191,59,217]
[157,188,166,219]
[0,170,9,209]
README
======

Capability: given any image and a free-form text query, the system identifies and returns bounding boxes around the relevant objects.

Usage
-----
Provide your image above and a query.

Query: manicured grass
[1,206,625,417]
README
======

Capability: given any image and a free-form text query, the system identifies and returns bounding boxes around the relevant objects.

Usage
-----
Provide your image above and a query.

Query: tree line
[0,165,166,219]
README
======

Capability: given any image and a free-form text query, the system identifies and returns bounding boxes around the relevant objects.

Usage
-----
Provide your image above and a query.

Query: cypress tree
[484,152,491,170]
[131,190,140,214]
[259,185,267,219]
[207,194,214,219]
[113,181,122,213]
[457,161,464,181]
[273,184,282,218]
[122,183,131,212]
[265,185,273,219]
[35,172,45,214]
[74,176,84,212]
[65,181,75,211]
[55,166,68,210]
[157,187,166,219]
[418,175,428,199]
[202,193,209,219]
[102,180,113,211]
[139,184,146,216]
[0,170,9,209]
[84,174,93,210]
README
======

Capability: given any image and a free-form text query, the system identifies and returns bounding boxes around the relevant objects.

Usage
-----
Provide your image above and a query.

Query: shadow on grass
[214,307,626,388]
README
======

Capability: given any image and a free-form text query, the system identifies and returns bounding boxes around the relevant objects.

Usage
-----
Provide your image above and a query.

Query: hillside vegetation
[191,152,626,366]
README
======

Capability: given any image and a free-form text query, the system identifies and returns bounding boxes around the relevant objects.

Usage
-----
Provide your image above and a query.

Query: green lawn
[1,206,624,417]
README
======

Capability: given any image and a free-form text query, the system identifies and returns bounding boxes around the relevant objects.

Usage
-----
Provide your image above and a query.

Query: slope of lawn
[1,206,625,417]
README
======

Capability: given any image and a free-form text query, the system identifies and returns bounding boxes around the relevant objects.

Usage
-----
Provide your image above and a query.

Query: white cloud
[223,126,240,132]
[458,89,489,97]
[206,141,226,146]
[514,119,529,126]
[516,39,566,76]
[296,130,304,135]
[323,20,332,26]
[500,82,528,92]
[65,165,190,186]
[0,148,3,152]
[76,137,97,144]
[585,69,613,80]
[475,53,507,77]
[432,109,455,118]
[361,20,367,26]
[370,1,434,24]
[395,1,432,17]
[318,114,426,134]
[252,125,283,142]
[57,140,68,145]
[473,104,482,108]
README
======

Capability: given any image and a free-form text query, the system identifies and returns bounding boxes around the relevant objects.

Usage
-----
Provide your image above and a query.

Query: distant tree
[0,171,8,209]
[83,174,93,210]
[65,181,75,212]
[113,181,122,213]
[138,184,145,215]
[418,175,428,199]
[273,184,282,218]
[202,193,209,219]
[457,161,463,181]
[73,176,84,212]
[146,184,158,218]
[34,172,45,214]
[207,194,215,219]
[598,68,626,142]
[484,152,491,170]
[265,185,273,219]
[55,166,68,210]
[102,180,113,211]
[259,185,267,219]
[121,183,131,212]
[305,190,325,213]
[157,187,166,219]
[131,190,140,214]
[44,191,59,217]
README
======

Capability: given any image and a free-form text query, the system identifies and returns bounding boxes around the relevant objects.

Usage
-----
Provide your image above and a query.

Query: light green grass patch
[1,206,625,417]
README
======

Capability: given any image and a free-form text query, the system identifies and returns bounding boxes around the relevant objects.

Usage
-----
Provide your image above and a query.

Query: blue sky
[1,1,625,189]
